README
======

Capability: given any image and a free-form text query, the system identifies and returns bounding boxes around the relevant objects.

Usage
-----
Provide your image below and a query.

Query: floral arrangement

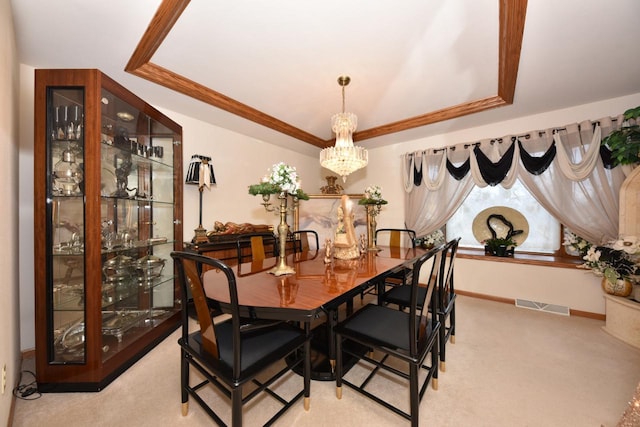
[416,229,445,248]
[580,236,639,284]
[358,185,388,205]
[562,230,592,256]
[248,162,308,199]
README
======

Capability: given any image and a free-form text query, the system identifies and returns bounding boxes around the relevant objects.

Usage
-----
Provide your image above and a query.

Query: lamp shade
[185,154,216,189]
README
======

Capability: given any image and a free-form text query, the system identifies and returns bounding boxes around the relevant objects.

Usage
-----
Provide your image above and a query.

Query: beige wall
[0,0,20,422]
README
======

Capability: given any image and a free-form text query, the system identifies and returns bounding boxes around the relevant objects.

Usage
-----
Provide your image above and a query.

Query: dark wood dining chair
[334,246,442,426]
[292,229,319,252]
[381,238,460,372]
[236,232,278,264]
[171,251,311,427]
[361,228,417,301]
[435,237,460,372]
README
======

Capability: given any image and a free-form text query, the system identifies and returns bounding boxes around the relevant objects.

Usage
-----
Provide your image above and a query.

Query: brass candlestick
[261,193,296,276]
[365,203,383,251]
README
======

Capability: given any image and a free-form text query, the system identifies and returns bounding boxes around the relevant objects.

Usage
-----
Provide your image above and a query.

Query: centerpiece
[249,162,308,276]
[358,185,387,251]
[416,229,445,249]
[580,236,640,297]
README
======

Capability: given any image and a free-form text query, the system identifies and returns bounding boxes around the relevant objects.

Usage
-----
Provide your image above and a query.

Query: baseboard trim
[456,289,605,321]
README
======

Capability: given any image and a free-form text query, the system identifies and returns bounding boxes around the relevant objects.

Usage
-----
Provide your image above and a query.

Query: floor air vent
[515,299,570,316]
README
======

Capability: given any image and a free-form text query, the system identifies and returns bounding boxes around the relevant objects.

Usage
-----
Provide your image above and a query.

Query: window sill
[456,248,583,269]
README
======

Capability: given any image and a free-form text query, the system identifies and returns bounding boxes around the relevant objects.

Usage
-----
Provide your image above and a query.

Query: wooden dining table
[202,245,427,380]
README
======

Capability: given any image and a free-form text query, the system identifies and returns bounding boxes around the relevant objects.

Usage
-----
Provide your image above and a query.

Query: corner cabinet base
[603,294,640,350]
[38,319,180,392]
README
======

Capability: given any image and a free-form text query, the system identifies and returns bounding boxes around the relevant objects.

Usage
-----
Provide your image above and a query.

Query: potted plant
[580,236,640,297]
[483,236,517,257]
[601,106,640,167]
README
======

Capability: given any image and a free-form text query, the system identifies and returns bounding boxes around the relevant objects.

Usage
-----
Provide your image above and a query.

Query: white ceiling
[11,0,640,155]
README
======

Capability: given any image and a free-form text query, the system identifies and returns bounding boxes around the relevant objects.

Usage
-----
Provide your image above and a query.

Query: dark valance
[413,163,423,186]
[518,141,556,175]
[446,157,470,181]
[600,145,616,169]
[473,143,515,186]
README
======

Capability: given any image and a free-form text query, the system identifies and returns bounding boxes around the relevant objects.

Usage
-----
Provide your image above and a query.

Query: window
[446,180,560,253]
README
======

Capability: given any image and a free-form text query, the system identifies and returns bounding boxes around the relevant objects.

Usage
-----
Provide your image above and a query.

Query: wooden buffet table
[202,246,426,380]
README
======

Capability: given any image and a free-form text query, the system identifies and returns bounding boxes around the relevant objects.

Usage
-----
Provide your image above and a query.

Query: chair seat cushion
[190,321,305,379]
[336,304,431,354]
[383,285,426,307]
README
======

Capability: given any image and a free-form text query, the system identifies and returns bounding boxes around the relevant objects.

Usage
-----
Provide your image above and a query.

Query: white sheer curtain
[403,114,629,244]
[517,118,626,244]
[404,146,474,237]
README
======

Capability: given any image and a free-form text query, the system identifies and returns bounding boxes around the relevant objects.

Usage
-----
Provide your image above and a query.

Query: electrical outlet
[1,364,6,394]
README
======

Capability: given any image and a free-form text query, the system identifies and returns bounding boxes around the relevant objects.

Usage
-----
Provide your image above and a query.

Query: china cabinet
[34,69,183,391]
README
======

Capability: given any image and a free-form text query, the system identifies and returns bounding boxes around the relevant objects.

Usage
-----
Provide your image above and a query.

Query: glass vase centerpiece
[358,185,388,251]
[248,162,308,276]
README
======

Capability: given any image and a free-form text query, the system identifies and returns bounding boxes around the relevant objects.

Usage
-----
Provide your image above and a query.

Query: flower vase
[601,277,633,297]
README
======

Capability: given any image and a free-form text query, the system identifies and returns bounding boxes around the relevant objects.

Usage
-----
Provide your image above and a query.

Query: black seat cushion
[383,285,427,308]
[336,304,431,353]
[191,321,305,378]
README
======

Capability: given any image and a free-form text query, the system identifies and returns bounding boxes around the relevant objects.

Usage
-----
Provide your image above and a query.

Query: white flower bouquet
[248,162,308,199]
[358,185,387,205]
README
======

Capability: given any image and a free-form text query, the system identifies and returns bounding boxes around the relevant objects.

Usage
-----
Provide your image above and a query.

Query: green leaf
[603,267,619,284]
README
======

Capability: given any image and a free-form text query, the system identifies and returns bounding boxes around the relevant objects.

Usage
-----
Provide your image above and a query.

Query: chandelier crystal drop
[320,76,368,182]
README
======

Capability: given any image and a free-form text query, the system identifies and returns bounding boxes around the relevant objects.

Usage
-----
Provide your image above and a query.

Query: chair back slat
[172,251,243,374]
[292,230,319,252]
[389,230,401,248]
[237,232,278,263]
[250,236,266,261]
[410,244,444,355]
[375,228,417,249]
[439,238,461,307]
[181,258,219,358]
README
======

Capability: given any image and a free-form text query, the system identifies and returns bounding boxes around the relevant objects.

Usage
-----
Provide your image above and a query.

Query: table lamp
[185,154,216,243]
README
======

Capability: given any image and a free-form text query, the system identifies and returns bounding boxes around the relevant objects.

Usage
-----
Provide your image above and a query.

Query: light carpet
[12,296,640,426]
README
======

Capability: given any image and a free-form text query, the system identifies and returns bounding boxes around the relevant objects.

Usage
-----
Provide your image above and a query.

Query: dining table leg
[328,307,339,372]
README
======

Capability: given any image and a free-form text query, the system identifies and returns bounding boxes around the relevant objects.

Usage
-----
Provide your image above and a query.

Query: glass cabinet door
[47,87,86,363]
[99,90,177,362]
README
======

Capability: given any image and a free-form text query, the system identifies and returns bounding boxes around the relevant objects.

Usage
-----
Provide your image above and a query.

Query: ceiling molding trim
[125,0,191,72]
[498,0,528,103]
[129,62,326,146]
[351,95,509,143]
[126,0,527,148]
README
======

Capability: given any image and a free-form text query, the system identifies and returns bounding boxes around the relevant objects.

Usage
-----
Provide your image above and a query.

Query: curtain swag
[404,119,626,189]
[402,114,630,244]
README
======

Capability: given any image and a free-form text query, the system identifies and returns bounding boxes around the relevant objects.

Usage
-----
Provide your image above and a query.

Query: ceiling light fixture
[319,76,368,182]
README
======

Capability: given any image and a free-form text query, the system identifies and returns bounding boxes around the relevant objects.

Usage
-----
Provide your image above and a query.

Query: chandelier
[320,76,368,182]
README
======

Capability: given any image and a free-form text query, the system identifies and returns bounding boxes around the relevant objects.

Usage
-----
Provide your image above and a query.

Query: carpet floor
[12,295,640,426]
